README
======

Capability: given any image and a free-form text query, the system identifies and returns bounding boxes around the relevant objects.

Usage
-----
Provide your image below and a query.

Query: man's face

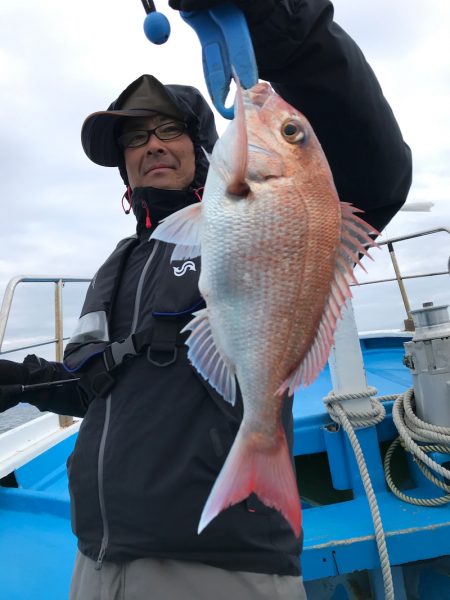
[121,115,196,190]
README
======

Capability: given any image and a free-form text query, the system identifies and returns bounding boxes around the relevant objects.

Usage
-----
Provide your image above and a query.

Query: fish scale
[151,80,376,537]
[201,186,300,402]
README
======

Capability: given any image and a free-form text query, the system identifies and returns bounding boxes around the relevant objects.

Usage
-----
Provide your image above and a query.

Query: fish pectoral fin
[150,203,202,261]
[183,308,237,405]
[201,147,212,163]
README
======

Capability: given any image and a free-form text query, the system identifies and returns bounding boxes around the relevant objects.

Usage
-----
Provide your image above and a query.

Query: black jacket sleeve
[242,0,412,232]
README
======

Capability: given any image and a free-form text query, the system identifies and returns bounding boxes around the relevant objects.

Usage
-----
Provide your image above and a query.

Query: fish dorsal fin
[227,74,248,196]
[182,308,237,405]
[278,202,377,393]
[210,77,250,197]
[150,203,202,261]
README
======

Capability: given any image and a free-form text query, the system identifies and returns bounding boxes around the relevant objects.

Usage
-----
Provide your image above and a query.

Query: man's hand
[0,359,30,386]
[169,1,225,10]
[0,359,30,412]
[168,0,274,16]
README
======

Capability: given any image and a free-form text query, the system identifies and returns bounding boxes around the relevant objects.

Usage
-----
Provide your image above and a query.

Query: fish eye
[281,119,306,144]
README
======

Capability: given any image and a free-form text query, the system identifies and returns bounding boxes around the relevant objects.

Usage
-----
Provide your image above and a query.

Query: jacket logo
[173,261,196,277]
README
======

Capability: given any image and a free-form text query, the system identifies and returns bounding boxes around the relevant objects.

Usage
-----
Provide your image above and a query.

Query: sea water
[0,404,43,434]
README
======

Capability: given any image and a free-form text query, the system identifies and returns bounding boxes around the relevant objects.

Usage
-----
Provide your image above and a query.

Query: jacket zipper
[95,239,160,569]
[95,393,112,570]
[131,240,160,333]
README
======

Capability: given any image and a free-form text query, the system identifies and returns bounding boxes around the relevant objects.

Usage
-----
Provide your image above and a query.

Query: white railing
[0,276,90,427]
[0,227,448,424]
[352,227,450,330]
[0,276,91,359]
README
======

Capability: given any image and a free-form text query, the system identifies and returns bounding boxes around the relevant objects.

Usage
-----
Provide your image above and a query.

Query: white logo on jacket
[173,261,196,277]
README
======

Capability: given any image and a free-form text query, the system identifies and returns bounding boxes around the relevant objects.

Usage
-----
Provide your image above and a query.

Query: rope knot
[323,386,386,429]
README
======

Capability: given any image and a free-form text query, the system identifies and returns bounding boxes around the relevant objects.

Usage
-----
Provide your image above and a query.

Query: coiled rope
[385,387,450,506]
[323,386,394,600]
[324,385,450,598]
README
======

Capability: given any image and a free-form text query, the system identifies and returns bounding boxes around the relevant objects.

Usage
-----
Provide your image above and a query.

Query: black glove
[168,0,275,22]
[0,359,30,385]
[0,359,31,412]
[169,0,224,9]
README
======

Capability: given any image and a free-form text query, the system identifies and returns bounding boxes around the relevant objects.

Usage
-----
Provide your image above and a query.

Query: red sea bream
[151,81,376,537]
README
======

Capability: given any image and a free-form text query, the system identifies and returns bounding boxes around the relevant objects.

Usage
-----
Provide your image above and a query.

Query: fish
[150,81,376,537]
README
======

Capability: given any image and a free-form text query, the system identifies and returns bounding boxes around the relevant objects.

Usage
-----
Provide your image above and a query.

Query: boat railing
[351,226,450,330]
[0,227,448,423]
[0,276,91,427]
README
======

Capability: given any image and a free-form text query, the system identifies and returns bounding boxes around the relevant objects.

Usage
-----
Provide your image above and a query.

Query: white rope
[323,385,450,597]
[325,386,386,428]
[384,387,450,506]
[323,388,394,600]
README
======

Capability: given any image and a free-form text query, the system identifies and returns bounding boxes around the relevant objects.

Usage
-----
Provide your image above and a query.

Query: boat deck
[293,336,413,455]
[1,335,450,598]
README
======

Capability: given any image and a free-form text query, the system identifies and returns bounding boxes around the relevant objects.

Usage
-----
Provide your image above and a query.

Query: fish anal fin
[198,426,302,538]
[183,308,237,405]
[150,203,202,261]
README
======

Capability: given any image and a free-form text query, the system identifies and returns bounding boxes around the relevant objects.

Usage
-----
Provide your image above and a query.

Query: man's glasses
[118,122,187,149]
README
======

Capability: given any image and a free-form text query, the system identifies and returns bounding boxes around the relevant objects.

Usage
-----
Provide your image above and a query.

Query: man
[0,1,412,598]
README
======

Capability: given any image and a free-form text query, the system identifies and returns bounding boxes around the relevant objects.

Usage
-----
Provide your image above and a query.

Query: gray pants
[69,551,307,600]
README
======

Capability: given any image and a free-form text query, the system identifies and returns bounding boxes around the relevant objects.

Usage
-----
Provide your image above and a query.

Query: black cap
[81,75,186,167]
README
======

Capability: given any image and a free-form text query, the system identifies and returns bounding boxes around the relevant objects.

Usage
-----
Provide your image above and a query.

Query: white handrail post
[54,279,73,428]
[327,299,386,495]
[54,279,64,362]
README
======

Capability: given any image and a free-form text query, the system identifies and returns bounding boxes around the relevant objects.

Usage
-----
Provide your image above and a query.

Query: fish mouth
[247,82,272,108]
[248,143,273,157]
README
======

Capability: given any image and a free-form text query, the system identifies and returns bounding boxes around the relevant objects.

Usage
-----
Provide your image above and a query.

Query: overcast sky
[0,0,449,360]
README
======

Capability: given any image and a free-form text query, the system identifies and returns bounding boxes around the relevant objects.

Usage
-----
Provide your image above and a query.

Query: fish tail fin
[198,425,301,537]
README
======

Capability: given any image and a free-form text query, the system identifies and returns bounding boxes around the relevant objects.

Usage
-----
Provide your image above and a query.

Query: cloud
[333,0,449,60]
[0,0,449,354]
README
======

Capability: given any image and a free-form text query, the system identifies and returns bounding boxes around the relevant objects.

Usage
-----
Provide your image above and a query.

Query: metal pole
[54,279,73,427]
[387,242,414,331]
[0,276,24,351]
[1,275,90,354]
[54,279,64,362]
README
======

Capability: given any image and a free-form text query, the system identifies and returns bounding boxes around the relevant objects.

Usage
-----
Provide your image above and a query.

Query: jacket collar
[131,186,201,237]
